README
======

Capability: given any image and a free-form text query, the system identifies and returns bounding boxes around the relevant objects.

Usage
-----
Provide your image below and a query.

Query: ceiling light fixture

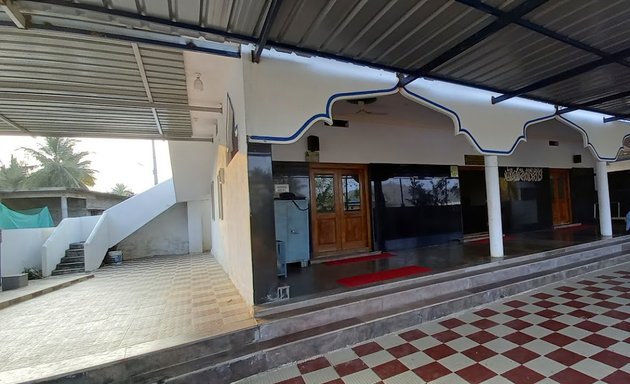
[193,73,204,91]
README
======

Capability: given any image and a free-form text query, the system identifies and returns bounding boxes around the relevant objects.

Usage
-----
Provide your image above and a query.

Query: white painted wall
[41,215,99,276]
[116,203,189,260]
[187,200,203,254]
[608,160,630,173]
[169,141,216,203]
[1,228,54,276]
[242,48,630,161]
[201,199,212,252]
[272,96,596,169]
[175,51,254,306]
[83,179,176,271]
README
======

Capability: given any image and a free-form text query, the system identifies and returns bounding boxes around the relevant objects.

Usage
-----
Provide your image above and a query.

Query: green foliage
[22,137,97,190]
[23,267,42,280]
[111,183,134,197]
[0,155,32,190]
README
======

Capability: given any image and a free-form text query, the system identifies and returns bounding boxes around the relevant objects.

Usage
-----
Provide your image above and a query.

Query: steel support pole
[484,155,504,257]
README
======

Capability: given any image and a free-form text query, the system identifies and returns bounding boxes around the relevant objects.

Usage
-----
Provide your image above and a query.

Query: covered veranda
[2,1,630,382]
[2,0,630,307]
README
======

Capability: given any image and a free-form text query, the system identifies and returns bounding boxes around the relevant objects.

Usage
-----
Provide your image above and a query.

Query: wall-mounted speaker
[307,135,320,152]
[573,155,582,164]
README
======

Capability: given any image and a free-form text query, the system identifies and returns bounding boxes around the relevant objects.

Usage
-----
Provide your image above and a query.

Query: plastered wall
[117,202,189,260]
[272,111,596,169]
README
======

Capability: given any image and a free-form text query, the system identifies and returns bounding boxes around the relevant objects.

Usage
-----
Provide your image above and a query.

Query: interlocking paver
[0,253,254,383]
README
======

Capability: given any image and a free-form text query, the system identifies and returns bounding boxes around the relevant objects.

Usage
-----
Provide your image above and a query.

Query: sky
[0,136,173,194]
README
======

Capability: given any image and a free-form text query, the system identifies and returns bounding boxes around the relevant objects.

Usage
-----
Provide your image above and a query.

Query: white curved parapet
[83,179,177,272]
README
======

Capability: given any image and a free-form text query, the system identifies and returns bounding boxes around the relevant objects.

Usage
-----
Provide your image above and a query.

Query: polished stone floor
[240,262,630,384]
[0,254,255,384]
[281,224,626,299]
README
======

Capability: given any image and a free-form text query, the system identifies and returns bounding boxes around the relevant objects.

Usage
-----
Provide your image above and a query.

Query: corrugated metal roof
[0,27,193,139]
[4,0,630,122]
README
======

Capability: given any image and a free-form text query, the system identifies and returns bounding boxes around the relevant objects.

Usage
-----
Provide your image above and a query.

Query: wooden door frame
[309,163,372,258]
[550,168,573,225]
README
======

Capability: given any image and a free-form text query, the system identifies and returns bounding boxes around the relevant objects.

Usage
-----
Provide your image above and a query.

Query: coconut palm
[22,137,96,189]
[111,183,134,197]
[0,155,32,190]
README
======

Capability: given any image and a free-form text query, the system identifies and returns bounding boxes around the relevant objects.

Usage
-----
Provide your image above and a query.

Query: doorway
[550,169,572,225]
[459,168,488,234]
[309,164,371,258]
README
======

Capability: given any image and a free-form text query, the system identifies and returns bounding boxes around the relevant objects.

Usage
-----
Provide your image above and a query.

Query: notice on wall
[450,165,459,178]
[274,184,290,194]
[504,167,543,182]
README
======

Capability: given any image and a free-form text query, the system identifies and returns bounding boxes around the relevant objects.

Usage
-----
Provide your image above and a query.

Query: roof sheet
[4,0,630,122]
[0,27,192,139]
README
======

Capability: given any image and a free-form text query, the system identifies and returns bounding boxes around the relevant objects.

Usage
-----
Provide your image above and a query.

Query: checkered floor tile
[237,264,630,384]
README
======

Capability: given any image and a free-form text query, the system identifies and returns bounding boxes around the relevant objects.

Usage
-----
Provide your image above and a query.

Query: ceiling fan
[346,97,388,115]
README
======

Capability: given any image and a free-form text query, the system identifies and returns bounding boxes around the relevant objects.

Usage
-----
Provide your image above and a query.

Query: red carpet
[325,252,395,266]
[337,265,432,287]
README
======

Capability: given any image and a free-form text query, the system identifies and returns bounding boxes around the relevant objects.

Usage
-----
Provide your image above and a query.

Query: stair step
[65,249,85,257]
[51,268,85,276]
[61,256,84,264]
[69,242,85,250]
[55,262,85,270]
[40,235,630,384]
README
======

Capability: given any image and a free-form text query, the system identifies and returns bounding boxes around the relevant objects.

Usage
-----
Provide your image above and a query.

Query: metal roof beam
[455,0,630,104]
[0,112,32,135]
[0,93,222,114]
[0,0,26,28]
[399,0,548,87]
[556,90,630,116]
[131,42,164,136]
[492,47,630,104]
[603,115,629,123]
[252,0,283,63]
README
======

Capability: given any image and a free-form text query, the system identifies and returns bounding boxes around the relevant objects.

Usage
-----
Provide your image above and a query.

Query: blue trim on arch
[401,86,557,156]
[556,115,621,162]
[249,86,399,142]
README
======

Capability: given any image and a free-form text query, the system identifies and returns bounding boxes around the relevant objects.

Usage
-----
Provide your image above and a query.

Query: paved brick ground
[0,254,254,383]
[238,264,630,384]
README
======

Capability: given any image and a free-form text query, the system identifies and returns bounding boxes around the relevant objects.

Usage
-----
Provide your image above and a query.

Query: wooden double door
[310,164,371,258]
[550,169,572,225]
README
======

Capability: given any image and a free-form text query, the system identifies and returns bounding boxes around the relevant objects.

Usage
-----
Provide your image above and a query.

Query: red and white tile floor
[237,264,630,384]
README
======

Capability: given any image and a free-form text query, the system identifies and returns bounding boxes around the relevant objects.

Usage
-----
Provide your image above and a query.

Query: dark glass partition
[371,164,463,251]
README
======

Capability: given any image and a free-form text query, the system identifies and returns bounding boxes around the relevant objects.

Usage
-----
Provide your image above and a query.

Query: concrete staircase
[42,236,630,384]
[51,242,85,276]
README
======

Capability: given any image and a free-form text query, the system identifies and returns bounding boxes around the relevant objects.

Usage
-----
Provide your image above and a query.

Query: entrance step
[41,236,630,384]
[51,242,85,276]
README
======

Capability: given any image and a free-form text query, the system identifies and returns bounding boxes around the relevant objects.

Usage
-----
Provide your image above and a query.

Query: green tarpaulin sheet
[0,202,54,229]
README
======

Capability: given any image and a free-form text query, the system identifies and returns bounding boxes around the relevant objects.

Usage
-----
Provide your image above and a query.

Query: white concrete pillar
[484,155,504,257]
[187,200,203,254]
[595,161,613,237]
[60,196,68,220]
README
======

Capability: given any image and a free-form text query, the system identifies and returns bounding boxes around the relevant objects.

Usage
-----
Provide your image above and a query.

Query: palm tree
[22,137,96,189]
[111,183,134,197]
[0,155,32,190]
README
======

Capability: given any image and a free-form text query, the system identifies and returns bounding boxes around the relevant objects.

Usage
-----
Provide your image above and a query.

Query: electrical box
[274,199,310,273]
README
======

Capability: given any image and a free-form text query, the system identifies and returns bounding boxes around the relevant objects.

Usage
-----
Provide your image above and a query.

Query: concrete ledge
[1,273,28,291]
[0,274,94,310]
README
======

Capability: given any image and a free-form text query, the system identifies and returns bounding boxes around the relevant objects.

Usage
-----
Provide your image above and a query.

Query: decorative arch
[248,86,398,143]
